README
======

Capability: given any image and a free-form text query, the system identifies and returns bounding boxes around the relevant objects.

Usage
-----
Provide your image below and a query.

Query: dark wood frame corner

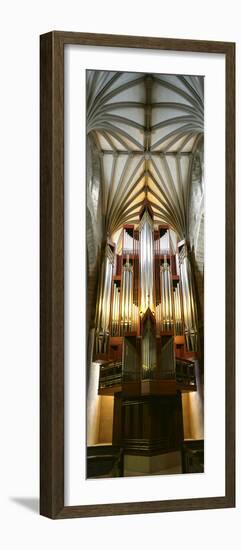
[40,31,235,519]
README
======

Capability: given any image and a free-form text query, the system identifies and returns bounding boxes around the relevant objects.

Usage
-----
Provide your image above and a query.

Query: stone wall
[188,149,204,324]
[86,136,104,361]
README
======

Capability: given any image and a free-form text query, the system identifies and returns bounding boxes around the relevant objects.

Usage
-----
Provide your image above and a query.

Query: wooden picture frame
[40,31,235,519]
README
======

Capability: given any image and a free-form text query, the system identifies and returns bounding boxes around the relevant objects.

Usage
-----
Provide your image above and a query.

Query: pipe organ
[94,207,199,362]
[92,206,201,474]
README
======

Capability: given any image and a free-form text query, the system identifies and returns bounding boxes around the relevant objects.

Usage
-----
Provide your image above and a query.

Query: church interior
[86,69,204,478]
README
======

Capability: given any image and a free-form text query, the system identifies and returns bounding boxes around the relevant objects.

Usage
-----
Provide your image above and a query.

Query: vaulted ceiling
[87,70,204,240]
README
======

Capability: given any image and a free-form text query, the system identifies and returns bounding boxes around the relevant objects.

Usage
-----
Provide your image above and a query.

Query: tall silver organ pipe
[160,255,173,331]
[95,244,114,354]
[139,210,154,313]
[121,255,133,333]
[111,283,120,335]
[173,282,183,335]
[179,244,198,352]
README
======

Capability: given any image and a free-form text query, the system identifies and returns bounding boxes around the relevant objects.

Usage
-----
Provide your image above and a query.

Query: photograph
[86,69,205,478]
[40,31,235,518]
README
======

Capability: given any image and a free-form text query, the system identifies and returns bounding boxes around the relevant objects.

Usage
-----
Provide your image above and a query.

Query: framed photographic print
[40,31,235,519]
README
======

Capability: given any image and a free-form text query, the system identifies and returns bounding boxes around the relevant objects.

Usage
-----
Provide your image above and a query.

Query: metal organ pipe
[162,265,167,324]
[179,244,198,352]
[160,231,169,255]
[111,283,120,335]
[103,261,112,331]
[167,263,173,321]
[123,229,133,253]
[160,337,175,376]
[155,303,162,332]
[175,253,180,276]
[141,317,157,379]
[160,255,173,331]
[174,282,182,335]
[165,268,169,322]
[121,270,125,328]
[140,210,154,313]
[121,255,133,333]
[96,245,114,354]
[132,304,138,332]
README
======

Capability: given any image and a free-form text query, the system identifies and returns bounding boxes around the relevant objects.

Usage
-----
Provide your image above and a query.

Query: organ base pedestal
[124,451,182,476]
[116,393,184,462]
